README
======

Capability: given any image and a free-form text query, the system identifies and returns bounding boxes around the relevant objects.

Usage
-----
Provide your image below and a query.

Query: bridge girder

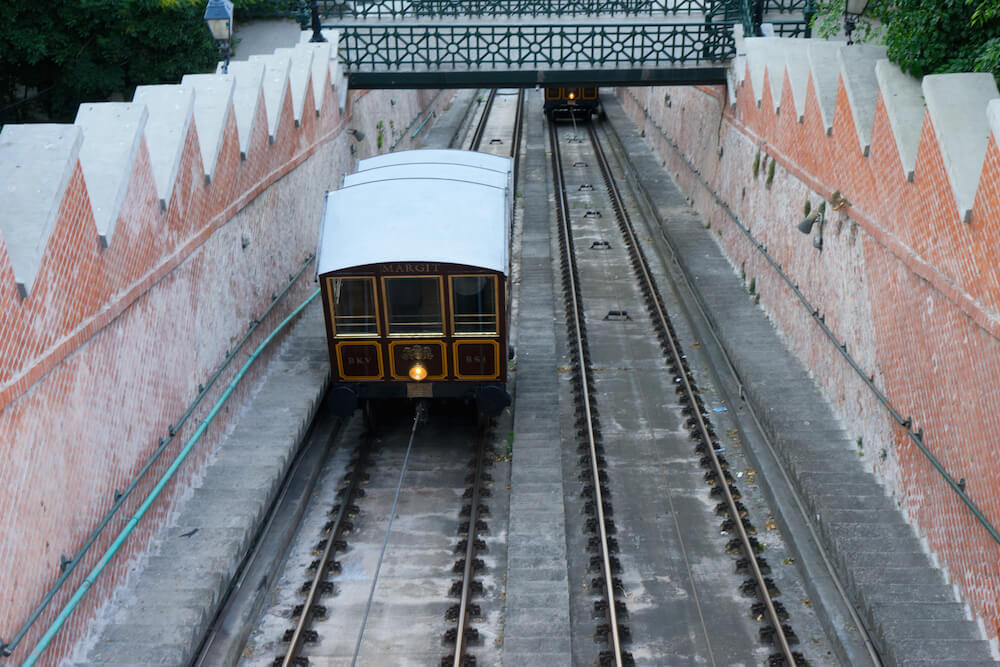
[348,66,729,88]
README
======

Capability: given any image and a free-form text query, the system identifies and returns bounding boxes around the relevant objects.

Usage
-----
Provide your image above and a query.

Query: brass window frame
[452,340,501,380]
[327,276,380,338]
[335,341,384,380]
[449,274,499,337]
[381,275,446,338]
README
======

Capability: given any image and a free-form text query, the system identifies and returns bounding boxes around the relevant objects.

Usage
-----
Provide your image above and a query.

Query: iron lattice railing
[767,18,811,36]
[314,0,746,20]
[309,0,809,21]
[762,0,811,14]
[338,22,736,71]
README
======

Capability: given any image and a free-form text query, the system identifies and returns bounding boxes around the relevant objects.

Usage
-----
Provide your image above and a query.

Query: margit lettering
[381,263,440,273]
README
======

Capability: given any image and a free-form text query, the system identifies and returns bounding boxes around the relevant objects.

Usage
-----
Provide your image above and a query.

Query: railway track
[229,403,505,666]
[469,89,497,151]
[549,118,632,666]
[230,91,524,667]
[448,86,520,667]
[277,432,374,666]
[586,120,802,665]
[549,114,807,665]
[200,90,837,667]
[443,429,495,667]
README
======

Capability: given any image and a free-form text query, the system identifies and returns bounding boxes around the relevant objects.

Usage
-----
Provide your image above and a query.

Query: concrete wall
[618,36,1000,643]
[0,31,453,664]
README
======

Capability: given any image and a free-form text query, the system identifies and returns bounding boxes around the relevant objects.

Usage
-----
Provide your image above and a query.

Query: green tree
[810,0,1000,84]
[0,0,219,124]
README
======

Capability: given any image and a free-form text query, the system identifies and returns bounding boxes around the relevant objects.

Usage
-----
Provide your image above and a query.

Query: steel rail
[511,88,524,187]
[470,88,498,150]
[586,122,796,663]
[451,435,489,667]
[452,89,523,664]
[549,120,624,666]
[281,437,373,667]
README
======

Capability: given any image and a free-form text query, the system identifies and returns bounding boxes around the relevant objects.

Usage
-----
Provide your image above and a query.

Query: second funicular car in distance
[316,149,513,418]
[543,86,602,119]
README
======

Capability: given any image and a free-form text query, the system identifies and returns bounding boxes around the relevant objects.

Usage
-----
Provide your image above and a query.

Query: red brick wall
[0,62,452,663]
[619,68,1000,642]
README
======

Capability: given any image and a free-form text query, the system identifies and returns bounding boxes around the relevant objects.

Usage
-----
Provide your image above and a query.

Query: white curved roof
[357,149,512,176]
[342,163,508,190]
[316,176,509,275]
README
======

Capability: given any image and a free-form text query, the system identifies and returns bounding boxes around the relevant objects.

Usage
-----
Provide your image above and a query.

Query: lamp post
[843,0,871,45]
[204,0,235,74]
[309,1,328,43]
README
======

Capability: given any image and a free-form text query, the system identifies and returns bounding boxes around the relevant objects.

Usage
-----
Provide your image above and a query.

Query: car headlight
[409,363,428,381]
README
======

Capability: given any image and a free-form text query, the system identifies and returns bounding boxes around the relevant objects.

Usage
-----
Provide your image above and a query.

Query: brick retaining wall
[0,33,453,664]
[618,37,1000,644]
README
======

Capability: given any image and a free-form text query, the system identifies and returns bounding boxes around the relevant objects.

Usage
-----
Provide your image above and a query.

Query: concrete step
[808,495,895,514]
[885,639,996,664]
[880,617,985,642]
[88,640,187,664]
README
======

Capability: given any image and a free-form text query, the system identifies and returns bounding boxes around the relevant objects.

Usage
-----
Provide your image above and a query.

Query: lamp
[204,0,235,74]
[349,128,365,142]
[797,203,826,251]
[843,0,871,45]
[797,208,822,234]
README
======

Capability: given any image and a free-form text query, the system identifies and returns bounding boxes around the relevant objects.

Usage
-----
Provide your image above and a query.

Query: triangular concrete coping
[0,124,82,298]
[275,45,315,127]
[745,37,785,111]
[779,40,810,122]
[133,84,195,211]
[249,53,292,142]
[222,61,266,160]
[874,59,924,182]
[181,74,236,184]
[923,72,999,223]
[838,43,888,157]
[74,102,147,248]
[298,29,339,115]
[807,40,845,134]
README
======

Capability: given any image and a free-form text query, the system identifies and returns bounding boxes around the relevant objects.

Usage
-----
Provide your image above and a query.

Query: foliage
[0,0,222,124]
[810,0,884,42]
[237,0,300,20]
[810,0,1000,85]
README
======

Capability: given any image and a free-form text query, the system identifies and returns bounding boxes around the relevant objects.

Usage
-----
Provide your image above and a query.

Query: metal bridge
[305,0,813,88]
